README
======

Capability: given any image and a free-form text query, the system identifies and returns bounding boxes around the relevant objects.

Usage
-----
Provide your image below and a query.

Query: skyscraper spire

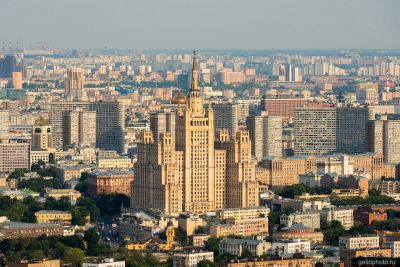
[190,50,199,92]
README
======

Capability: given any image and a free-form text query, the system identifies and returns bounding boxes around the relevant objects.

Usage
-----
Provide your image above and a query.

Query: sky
[0,0,399,50]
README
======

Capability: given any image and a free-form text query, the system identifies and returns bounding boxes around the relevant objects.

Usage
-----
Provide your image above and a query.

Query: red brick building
[87,169,134,197]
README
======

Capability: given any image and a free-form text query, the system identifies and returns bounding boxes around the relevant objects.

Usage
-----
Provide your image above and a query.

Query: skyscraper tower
[175,50,216,213]
[65,68,84,101]
[132,51,259,215]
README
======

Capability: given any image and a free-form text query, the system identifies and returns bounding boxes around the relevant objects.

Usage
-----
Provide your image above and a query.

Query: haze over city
[0,0,399,50]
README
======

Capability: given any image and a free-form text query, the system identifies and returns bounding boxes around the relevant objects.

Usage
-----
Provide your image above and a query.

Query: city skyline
[0,0,399,50]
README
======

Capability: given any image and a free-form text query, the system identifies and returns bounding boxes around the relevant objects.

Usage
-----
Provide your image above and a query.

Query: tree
[197,259,215,267]
[84,228,100,255]
[63,247,84,267]
[174,227,188,245]
[96,193,130,216]
[321,220,346,246]
[241,248,252,258]
[9,168,29,179]
[31,160,46,172]
[27,250,44,261]
[204,237,221,256]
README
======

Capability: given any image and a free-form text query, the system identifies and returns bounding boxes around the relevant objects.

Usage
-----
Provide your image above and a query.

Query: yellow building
[35,210,72,225]
[96,157,133,169]
[340,248,392,267]
[131,51,260,215]
[215,207,270,221]
[209,217,268,238]
[7,259,60,267]
[260,156,317,187]
[126,223,175,251]
[225,258,314,267]
[45,189,81,203]
[351,153,396,179]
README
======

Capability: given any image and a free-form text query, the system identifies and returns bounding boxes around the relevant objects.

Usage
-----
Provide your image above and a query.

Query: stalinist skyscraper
[132,51,259,215]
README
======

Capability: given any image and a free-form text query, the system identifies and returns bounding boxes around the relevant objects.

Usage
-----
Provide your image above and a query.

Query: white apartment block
[83,258,125,267]
[280,211,321,229]
[386,240,400,257]
[173,251,214,267]
[339,236,380,250]
[321,208,354,230]
[216,207,270,221]
[272,239,311,256]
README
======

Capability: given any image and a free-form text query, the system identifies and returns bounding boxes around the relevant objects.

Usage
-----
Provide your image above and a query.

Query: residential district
[0,49,400,267]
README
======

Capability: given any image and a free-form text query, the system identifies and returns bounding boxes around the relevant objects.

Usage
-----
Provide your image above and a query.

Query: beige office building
[132,52,259,215]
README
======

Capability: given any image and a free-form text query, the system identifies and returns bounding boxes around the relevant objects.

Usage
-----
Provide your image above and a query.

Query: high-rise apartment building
[65,68,84,101]
[62,111,96,149]
[132,52,259,215]
[212,102,240,138]
[383,119,400,165]
[336,107,369,154]
[294,106,369,155]
[246,112,282,160]
[215,130,259,208]
[12,72,23,89]
[50,101,124,153]
[368,114,400,165]
[294,107,336,155]
[150,110,175,142]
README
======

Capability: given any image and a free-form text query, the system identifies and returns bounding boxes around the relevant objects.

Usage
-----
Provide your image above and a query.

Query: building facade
[87,169,134,197]
[132,52,259,215]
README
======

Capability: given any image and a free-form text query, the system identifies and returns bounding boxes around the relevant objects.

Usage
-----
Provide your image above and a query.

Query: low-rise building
[173,251,214,267]
[216,207,270,221]
[190,234,210,247]
[177,214,204,237]
[0,220,64,239]
[87,169,134,197]
[280,211,321,229]
[354,211,387,225]
[321,207,354,230]
[273,224,324,244]
[271,239,311,256]
[340,248,391,267]
[96,156,133,169]
[44,189,81,204]
[219,238,271,257]
[225,258,315,267]
[7,259,61,267]
[209,217,268,238]
[83,258,125,267]
[386,240,400,257]
[369,180,400,193]
[35,210,72,225]
[338,236,380,250]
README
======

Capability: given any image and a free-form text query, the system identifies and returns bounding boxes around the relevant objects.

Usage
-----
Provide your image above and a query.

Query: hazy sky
[0,0,399,50]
